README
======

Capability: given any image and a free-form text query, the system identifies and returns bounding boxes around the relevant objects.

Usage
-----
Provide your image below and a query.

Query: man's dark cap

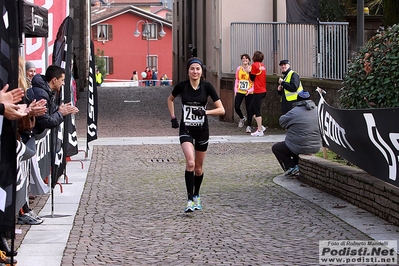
[279,59,290,65]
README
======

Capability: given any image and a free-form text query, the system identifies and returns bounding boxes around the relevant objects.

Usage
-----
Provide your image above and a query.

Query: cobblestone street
[57,87,372,265]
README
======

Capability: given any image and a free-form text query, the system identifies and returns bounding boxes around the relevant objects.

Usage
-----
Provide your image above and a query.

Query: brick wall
[299,155,399,227]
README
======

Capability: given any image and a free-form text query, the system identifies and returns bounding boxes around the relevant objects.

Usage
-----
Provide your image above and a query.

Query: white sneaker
[193,196,202,210]
[184,200,195,213]
[251,130,264,137]
[238,116,247,128]
[262,125,267,132]
[246,126,252,133]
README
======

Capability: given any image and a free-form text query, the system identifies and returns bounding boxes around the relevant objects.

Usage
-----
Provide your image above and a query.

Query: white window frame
[97,24,109,41]
[142,23,159,40]
[100,56,111,75]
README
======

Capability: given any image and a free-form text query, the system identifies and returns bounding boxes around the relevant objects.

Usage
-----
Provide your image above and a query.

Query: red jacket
[146,70,152,80]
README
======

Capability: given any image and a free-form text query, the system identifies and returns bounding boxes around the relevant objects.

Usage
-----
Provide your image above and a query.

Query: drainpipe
[272,0,278,73]
[357,0,364,50]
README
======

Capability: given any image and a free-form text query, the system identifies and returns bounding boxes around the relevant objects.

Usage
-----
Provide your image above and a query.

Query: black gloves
[170,107,205,129]
[192,107,206,117]
[171,117,179,128]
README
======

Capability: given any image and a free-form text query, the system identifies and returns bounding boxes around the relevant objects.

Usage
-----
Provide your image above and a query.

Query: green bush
[95,48,106,78]
[340,24,399,109]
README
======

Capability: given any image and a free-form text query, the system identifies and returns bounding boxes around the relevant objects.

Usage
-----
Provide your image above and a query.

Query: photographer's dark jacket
[279,99,321,155]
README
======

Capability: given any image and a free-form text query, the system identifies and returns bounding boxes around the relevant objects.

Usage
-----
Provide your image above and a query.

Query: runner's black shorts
[179,126,209,152]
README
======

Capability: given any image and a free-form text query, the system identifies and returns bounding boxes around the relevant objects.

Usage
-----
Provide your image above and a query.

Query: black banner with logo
[87,40,98,145]
[318,93,399,187]
[51,16,77,187]
[35,129,51,179]
[20,0,48,38]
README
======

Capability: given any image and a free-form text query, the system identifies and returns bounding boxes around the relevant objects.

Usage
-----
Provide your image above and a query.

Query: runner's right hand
[171,117,179,128]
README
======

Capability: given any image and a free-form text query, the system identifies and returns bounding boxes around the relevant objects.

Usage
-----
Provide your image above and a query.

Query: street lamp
[133,20,166,67]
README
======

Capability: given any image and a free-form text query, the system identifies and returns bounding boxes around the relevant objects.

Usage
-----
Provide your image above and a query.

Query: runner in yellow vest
[277,59,303,114]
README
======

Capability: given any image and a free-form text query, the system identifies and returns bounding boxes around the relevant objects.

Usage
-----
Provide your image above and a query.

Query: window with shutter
[109,57,114,74]
[141,23,158,40]
[93,26,98,41]
[100,56,114,75]
[108,25,113,41]
[97,24,109,41]
[148,56,158,70]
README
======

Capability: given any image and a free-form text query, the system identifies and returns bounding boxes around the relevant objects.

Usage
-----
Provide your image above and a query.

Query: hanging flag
[87,39,98,147]
[317,89,399,187]
[51,16,77,187]
[0,0,20,237]
[53,16,78,157]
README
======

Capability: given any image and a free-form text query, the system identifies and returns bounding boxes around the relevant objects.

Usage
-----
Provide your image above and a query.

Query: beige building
[172,0,287,91]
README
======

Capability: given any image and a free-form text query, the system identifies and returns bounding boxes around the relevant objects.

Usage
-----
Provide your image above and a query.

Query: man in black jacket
[21,65,79,225]
[26,65,79,134]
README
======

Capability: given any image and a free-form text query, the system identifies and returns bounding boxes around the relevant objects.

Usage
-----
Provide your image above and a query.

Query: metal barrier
[230,22,349,80]
[101,79,172,87]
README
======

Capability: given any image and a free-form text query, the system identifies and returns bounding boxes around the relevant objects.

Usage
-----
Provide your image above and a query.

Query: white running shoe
[251,130,264,137]
[184,200,195,213]
[193,196,202,210]
[246,126,252,133]
[262,125,267,132]
[238,116,247,128]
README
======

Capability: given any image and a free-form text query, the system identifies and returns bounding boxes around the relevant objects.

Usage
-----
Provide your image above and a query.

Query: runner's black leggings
[248,92,266,119]
[234,93,253,120]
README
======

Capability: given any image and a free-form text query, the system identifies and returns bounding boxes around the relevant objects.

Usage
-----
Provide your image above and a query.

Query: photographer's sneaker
[193,196,202,210]
[184,200,195,213]
[238,117,247,128]
[285,165,300,176]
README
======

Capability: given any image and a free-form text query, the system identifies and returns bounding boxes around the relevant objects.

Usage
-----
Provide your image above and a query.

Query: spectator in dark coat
[152,68,158,86]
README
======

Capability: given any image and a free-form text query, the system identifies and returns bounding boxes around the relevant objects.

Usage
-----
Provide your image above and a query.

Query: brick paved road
[59,87,371,265]
[73,86,285,137]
